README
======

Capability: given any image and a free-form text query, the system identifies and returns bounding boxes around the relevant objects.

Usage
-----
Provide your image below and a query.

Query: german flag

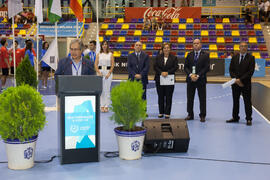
[70,0,83,22]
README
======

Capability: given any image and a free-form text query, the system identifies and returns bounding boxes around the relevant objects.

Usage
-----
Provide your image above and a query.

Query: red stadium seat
[194,24,201,30]
[140,37,148,43]
[171,30,178,36]
[127,30,134,36]
[225,37,233,43]
[136,24,143,29]
[201,37,209,43]
[216,30,224,36]
[110,36,118,42]
[171,37,178,43]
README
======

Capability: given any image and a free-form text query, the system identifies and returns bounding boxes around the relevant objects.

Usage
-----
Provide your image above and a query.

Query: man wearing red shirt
[9,40,23,74]
[0,38,10,90]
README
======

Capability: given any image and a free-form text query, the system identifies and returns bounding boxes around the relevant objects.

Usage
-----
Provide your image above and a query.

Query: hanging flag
[8,0,23,19]
[49,0,62,23]
[70,0,84,22]
[41,38,59,70]
[35,0,43,23]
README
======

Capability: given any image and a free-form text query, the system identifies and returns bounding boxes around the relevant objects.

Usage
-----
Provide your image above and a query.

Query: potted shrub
[0,85,46,169]
[110,80,147,160]
[16,54,38,88]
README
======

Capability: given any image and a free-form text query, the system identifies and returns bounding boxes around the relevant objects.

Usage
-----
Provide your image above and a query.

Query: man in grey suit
[55,39,95,76]
[127,41,150,101]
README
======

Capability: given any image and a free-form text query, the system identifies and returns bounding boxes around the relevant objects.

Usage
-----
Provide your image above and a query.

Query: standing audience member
[227,41,255,126]
[41,41,50,89]
[85,40,96,64]
[154,43,179,119]
[9,40,23,75]
[24,40,37,68]
[127,41,150,113]
[258,0,265,22]
[184,39,210,122]
[0,38,10,90]
[263,0,270,25]
[143,17,151,30]
[95,41,114,113]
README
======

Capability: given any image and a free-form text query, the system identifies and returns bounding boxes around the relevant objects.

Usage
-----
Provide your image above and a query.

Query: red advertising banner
[125,7,201,21]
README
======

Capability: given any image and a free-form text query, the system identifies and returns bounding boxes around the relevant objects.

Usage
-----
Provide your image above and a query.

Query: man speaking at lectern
[55,39,95,76]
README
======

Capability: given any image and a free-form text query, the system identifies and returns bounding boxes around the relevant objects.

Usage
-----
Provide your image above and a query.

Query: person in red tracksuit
[9,40,23,75]
[0,38,10,90]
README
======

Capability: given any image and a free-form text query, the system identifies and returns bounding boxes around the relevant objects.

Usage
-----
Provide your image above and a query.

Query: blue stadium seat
[186,24,193,30]
[224,31,231,36]
[120,31,127,36]
[177,52,185,58]
[233,37,240,43]
[153,51,158,57]
[116,44,123,49]
[256,31,263,36]
[104,36,111,41]
[142,30,149,36]
[238,24,246,30]
[208,18,215,23]
[164,30,170,36]
[133,37,140,42]
[121,51,129,57]
[202,44,209,50]
[146,44,154,50]
[180,18,186,23]
[178,44,185,50]
[138,18,144,23]
[209,24,215,30]
[108,24,115,29]
[237,18,245,23]
[171,44,177,50]
[163,37,170,42]
[257,37,265,43]
[194,30,201,36]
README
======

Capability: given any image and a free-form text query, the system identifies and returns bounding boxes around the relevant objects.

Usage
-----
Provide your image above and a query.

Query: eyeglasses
[70,48,81,51]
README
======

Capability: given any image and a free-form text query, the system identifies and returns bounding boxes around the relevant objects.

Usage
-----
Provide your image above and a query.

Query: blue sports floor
[0,80,270,180]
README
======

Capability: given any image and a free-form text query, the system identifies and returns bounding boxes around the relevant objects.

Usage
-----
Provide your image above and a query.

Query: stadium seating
[99,17,269,59]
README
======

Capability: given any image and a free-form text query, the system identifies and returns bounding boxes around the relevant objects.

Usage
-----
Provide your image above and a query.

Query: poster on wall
[202,0,216,6]
[65,96,96,150]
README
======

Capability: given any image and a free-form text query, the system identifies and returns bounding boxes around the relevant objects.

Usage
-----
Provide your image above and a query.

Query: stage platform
[0,82,270,179]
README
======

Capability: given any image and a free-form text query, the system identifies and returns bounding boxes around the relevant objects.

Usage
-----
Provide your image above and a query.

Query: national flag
[35,0,43,23]
[8,0,23,19]
[41,38,59,70]
[49,0,62,23]
[70,0,84,22]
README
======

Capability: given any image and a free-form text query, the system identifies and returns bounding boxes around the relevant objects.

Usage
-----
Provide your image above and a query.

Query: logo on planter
[131,140,140,152]
[24,147,34,159]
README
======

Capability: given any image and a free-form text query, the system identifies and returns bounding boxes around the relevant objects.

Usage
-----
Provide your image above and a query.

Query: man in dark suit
[184,39,210,122]
[127,41,150,101]
[55,39,95,76]
[227,41,255,126]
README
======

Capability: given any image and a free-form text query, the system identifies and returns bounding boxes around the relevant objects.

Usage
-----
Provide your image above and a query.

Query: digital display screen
[64,96,96,149]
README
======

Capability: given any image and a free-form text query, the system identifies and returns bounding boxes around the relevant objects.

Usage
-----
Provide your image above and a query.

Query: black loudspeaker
[143,119,190,153]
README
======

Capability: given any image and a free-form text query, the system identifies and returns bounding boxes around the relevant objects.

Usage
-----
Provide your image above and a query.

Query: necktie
[137,53,140,62]
[194,52,198,64]
[240,55,244,64]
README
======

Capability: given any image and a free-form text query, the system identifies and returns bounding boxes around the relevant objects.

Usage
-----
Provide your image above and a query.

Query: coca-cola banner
[124,7,201,22]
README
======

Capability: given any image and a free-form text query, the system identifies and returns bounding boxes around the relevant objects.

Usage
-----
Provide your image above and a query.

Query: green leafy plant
[16,54,38,88]
[110,80,147,131]
[0,85,46,141]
